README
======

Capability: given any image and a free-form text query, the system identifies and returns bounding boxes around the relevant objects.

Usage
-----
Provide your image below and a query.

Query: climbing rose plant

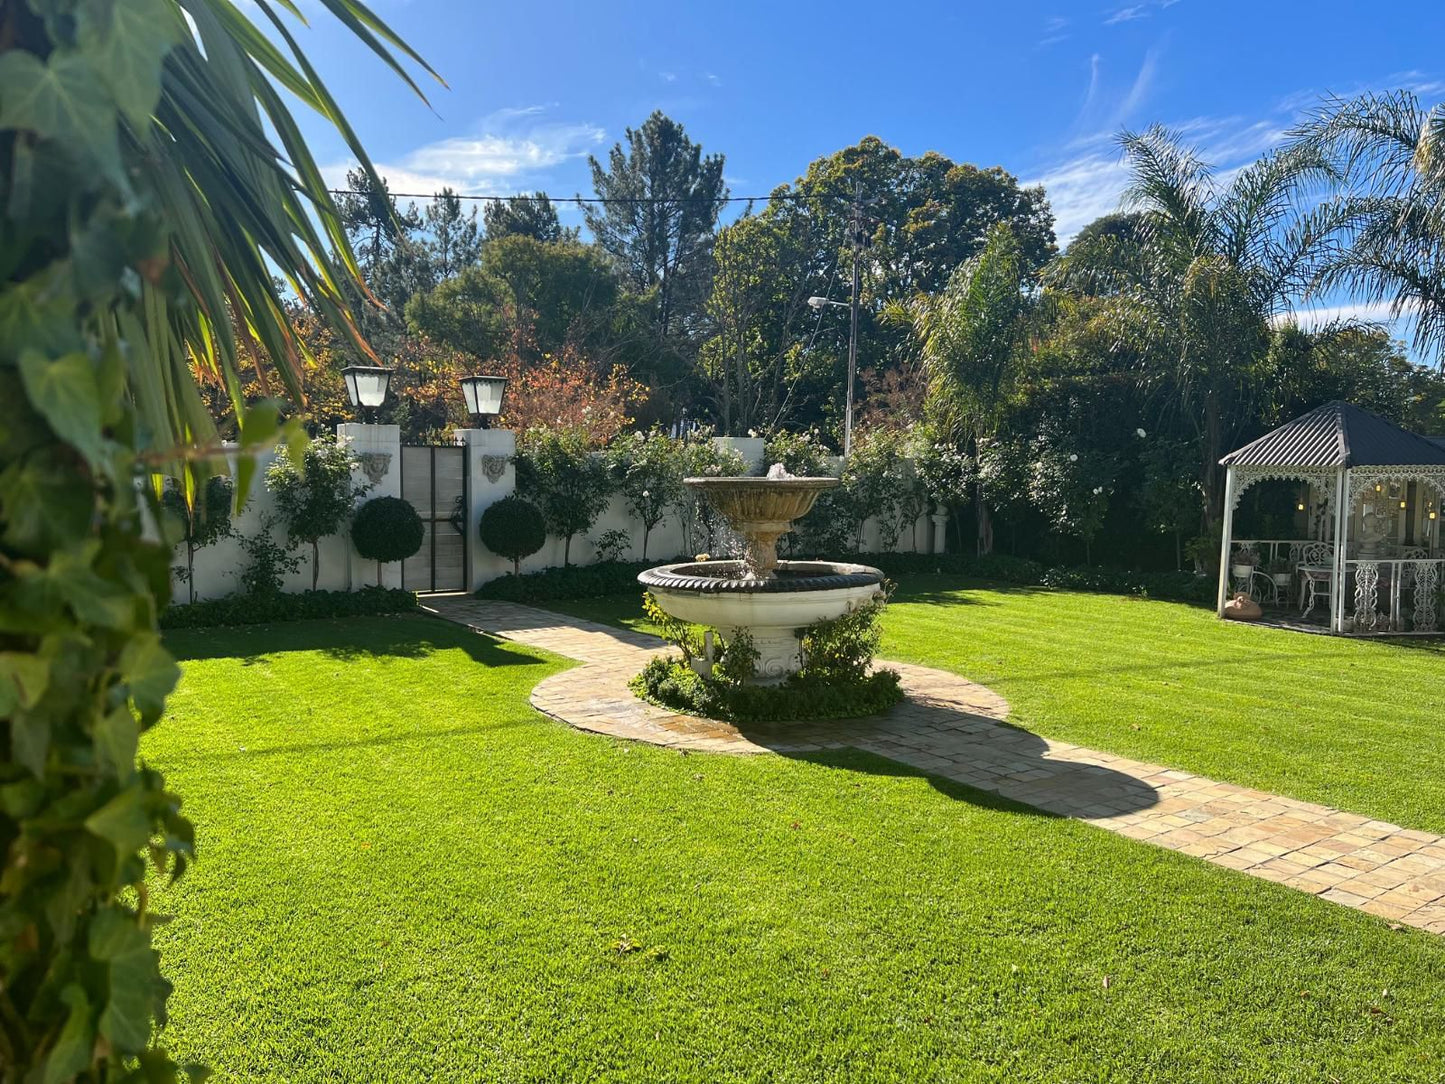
[0,1,434,1080]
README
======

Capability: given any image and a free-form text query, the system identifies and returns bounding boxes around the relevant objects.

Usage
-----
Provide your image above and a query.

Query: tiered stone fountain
[638,467,885,682]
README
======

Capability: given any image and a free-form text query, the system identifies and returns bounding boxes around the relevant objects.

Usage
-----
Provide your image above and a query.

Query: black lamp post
[460,374,507,428]
[340,365,393,421]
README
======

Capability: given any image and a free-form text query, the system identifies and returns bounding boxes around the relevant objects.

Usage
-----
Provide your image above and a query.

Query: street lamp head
[340,365,393,409]
[807,296,830,311]
[460,374,507,421]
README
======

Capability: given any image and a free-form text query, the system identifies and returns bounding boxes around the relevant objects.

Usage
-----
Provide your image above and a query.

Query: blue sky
[288,0,1445,331]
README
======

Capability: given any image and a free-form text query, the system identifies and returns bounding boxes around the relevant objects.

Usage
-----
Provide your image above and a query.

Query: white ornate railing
[1230,539,1322,568]
[1344,559,1444,634]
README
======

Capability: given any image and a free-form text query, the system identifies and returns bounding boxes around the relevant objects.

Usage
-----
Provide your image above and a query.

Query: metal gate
[399,442,468,593]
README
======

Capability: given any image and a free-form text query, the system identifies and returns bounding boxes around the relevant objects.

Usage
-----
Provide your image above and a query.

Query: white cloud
[1024,151,1132,243]
[1027,68,1440,245]
[659,71,677,83]
[1038,15,1070,46]
[1104,5,1148,25]
[1279,300,1415,329]
[324,108,604,197]
[1103,0,1183,25]
[1116,48,1159,123]
[704,71,722,87]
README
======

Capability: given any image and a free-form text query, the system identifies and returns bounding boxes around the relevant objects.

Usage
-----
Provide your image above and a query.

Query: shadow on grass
[728,693,1160,819]
[793,747,1068,818]
[167,614,545,670]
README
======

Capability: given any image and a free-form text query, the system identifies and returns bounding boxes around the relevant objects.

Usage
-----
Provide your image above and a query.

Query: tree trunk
[975,482,994,556]
[513,556,520,576]
[642,526,650,560]
[186,540,196,604]
[564,533,572,566]
[312,538,320,592]
[376,561,383,587]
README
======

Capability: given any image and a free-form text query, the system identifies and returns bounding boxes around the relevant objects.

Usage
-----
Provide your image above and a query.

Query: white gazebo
[1217,401,1445,635]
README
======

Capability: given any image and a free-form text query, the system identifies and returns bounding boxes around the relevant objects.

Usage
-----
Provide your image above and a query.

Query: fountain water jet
[639,467,885,683]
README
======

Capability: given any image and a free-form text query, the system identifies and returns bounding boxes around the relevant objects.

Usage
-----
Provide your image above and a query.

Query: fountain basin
[684,476,838,578]
[639,560,886,682]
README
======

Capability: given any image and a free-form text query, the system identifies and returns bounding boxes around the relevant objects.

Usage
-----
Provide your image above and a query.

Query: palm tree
[909,223,1031,554]
[1049,126,1345,540]
[1290,91,1445,366]
[0,2,436,1078]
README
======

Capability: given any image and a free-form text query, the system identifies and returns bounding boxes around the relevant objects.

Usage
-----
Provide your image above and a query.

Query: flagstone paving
[424,595,1445,934]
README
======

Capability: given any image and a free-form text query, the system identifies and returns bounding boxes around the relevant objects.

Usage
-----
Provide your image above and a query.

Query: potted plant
[1230,549,1259,580]
[1265,556,1293,590]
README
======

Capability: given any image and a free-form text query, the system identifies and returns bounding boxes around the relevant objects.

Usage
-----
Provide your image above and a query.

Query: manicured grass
[149,615,1445,1082]
[548,580,1445,834]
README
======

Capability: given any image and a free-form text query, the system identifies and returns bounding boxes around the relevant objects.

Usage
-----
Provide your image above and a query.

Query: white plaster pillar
[1332,468,1350,632]
[337,422,402,589]
[931,505,949,554]
[457,428,516,591]
[1216,465,1236,618]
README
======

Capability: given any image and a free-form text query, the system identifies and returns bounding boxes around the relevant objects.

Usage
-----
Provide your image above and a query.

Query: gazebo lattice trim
[1229,466,1337,510]
[1347,466,1445,505]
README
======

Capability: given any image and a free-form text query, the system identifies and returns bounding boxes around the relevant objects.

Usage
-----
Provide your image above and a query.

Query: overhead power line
[326,188,832,205]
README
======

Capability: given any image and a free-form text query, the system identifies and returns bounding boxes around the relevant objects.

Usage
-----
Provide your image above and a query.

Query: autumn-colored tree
[496,346,647,445]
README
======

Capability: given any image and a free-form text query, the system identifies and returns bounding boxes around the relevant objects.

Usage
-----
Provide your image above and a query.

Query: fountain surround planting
[638,471,886,683]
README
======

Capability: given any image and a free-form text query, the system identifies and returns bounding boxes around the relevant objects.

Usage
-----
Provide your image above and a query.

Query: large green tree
[406,234,621,363]
[483,191,577,243]
[1292,91,1445,367]
[911,224,1033,554]
[584,111,727,339]
[1049,126,1344,540]
[702,137,1057,438]
[0,1,433,1079]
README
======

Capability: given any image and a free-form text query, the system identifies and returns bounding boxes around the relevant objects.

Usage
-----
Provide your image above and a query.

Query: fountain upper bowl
[638,559,884,594]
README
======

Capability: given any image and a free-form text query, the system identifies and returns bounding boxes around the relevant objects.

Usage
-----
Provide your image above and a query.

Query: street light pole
[844,184,861,457]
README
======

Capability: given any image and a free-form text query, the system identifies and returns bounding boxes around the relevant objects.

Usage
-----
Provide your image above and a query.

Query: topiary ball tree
[352,496,425,586]
[480,496,548,576]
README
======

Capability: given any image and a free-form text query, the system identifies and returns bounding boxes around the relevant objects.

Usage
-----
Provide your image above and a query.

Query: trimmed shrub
[352,496,425,585]
[630,592,903,724]
[266,436,368,590]
[161,473,235,603]
[631,658,902,724]
[515,428,614,564]
[161,587,417,629]
[480,496,547,575]
[476,559,664,602]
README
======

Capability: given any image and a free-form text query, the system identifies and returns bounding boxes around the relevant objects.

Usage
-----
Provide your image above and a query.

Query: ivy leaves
[18,350,105,469]
[79,0,188,129]
[0,50,119,173]
[0,0,185,176]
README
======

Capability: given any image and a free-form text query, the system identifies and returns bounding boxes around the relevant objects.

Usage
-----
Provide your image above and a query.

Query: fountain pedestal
[638,472,885,685]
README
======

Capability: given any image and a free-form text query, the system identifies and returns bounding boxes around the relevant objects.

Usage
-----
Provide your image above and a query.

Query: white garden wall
[171,425,946,603]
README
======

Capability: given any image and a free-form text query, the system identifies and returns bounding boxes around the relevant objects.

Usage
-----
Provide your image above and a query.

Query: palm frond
[1117,126,1216,257]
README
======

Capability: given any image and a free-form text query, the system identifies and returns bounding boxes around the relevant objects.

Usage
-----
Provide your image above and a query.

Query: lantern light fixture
[340,366,393,411]
[460,374,507,427]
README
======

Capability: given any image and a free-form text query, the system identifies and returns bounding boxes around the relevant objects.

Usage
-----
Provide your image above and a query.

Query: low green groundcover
[160,585,416,628]
[631,655,903,723]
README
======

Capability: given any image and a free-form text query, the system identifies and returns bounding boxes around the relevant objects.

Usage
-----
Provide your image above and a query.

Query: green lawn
[149,615,1445,1082]
[548,578,1445,834]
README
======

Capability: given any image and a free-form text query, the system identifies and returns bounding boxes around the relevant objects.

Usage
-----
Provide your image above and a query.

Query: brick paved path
[424,596,1445,934]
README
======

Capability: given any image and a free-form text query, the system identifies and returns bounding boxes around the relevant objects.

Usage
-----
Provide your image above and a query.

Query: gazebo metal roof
[1220,401,1445,469]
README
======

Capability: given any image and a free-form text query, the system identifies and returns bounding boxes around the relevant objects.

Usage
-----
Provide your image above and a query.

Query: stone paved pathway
[424,595,1445,934]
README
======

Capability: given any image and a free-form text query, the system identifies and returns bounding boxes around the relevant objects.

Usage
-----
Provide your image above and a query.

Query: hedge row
[160,586,419,629]
[475,552,1214,606]
[474,559,666,603]
[862,552,1216,604]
